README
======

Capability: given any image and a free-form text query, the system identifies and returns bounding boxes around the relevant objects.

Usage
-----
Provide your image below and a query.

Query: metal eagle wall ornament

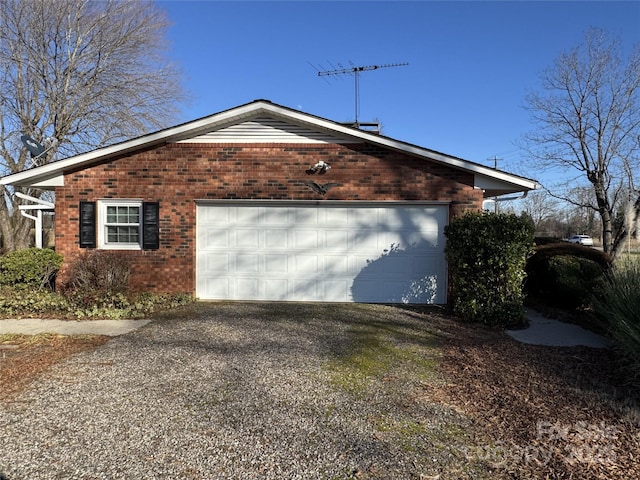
[303,181,342,196]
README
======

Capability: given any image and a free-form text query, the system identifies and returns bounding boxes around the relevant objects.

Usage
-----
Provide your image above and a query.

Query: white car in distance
[567,234,594,246]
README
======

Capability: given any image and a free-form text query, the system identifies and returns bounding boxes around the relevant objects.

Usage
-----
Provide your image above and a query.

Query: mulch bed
[433,319,640,479]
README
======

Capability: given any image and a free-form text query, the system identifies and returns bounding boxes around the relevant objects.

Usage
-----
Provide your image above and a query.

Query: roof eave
[0,100,540,195]
[0,101,276,188]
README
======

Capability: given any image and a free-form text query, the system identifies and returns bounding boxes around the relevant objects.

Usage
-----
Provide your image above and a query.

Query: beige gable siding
[175,117,352,144]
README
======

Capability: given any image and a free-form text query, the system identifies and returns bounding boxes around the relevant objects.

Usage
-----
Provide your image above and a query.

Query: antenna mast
[316,62,408,126]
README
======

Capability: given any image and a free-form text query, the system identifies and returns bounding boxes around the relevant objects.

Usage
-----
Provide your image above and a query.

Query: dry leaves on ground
[0,334,110,402]
[429,318,640,480]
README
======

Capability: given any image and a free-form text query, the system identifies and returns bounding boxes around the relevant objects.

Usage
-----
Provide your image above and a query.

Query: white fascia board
[30,175,64,188]
[475,173,540,193]
[359,136,539,191]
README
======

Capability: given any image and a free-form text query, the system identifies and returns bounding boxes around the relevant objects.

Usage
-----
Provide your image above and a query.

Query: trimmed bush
[0,248,63,289]
[534,236,564,246]
[64,250,131,293]
[445,211,535,328]
[592,261,640,369]
[525,243,611,310]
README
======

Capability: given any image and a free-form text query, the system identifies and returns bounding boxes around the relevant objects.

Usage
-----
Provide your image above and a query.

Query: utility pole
[315,62,408,127]
[489,156,503,213]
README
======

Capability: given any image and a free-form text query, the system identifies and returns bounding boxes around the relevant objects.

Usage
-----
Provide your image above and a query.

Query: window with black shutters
[85,200,160,250]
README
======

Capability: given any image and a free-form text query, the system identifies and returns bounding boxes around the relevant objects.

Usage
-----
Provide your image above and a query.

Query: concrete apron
[506,309,610,348]
[0,318,152,337]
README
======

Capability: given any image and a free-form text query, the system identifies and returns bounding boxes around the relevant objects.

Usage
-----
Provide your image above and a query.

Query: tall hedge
[445,211,535,328]
[525,243,611,310]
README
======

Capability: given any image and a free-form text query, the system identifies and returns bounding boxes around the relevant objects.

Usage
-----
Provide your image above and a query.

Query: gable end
[175,117,352,144]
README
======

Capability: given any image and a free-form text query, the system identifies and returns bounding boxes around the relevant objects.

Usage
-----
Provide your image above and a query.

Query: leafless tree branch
[0,0,186,250]
[522,28,640,259]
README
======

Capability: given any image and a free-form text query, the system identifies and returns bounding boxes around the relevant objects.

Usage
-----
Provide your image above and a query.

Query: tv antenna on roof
[313,62,408,127]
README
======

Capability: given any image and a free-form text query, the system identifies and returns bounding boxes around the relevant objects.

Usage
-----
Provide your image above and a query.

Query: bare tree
[0,0,185,250]
[520,191,559,229]
[523,28,640,259]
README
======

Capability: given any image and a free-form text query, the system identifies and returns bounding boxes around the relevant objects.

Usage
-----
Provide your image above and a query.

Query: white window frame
[97,199,143,250]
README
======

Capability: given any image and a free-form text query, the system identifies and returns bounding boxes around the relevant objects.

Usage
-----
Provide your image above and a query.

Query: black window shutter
[142,202,160,250]
[79,201,96,248]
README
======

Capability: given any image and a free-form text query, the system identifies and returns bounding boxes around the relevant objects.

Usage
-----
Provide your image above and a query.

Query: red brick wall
[55,142,483,293]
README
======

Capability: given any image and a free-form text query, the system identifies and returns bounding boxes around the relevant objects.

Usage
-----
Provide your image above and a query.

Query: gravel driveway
[0,303,485,479]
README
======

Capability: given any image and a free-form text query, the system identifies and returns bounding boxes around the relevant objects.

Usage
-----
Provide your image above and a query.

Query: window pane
[117,206,130,223]
[106,206,118,223]
[107,229,118,243]
[106,226,139,243]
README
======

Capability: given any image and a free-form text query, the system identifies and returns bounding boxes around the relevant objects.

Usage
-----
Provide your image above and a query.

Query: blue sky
[157,1,639,187]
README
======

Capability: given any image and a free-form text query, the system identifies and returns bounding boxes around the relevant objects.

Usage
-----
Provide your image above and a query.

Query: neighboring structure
[1,100,538,303]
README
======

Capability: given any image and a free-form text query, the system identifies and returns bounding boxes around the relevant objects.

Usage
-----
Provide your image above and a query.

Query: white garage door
[196,202,448,304]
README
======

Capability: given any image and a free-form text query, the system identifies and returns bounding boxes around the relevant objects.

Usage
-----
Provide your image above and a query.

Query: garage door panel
[263,208,291,225]
[321,208,348,225]
[199,227,230,247]
[349,230,379,249]
[322,255,349,275]
[411,255,444,274]
[200,252,230,273]
[234,207,260,225]
[236,229,259,248]
[264,278,289,300]
[292,279,318,300]
[323,230,349,248]
[236,278,259,298]
[197,203,447,304]
[321,280,350,302]
[293,208,318,224]
[294,230,319,248]
[199,205,228,224]
[294,255,319,273]
[203,277,231,298]
[348,208,375,226]
[265,254,288,273]
[265,229,288,248]
[236,254,259,274]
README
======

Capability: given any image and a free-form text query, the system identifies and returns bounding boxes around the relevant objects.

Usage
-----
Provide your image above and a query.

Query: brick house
[1,100,538,304]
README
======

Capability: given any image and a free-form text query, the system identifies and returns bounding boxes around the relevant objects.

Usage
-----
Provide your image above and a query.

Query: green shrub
[534,236,564,246]
[0,286,69,316]
[525,243,610,310]
[65,291,193,319]
[444,211,534,328]
[0,285,192,319]
[64,250,131,292]
[592,261,640,369]
[0,248,63,289]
